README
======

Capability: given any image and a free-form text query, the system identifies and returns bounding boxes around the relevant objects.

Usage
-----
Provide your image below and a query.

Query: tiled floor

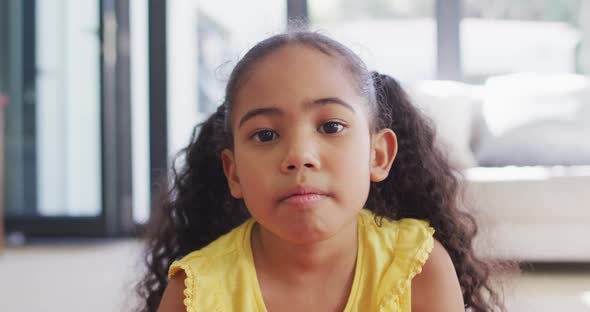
[1,240,589,311]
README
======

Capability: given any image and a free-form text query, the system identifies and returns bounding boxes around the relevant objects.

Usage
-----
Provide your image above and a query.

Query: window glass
[462,0,588,82]
[309,0,436,83]
[3,1,102,218]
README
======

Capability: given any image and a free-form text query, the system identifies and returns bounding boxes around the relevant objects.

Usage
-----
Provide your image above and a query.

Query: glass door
[1,0,133,237]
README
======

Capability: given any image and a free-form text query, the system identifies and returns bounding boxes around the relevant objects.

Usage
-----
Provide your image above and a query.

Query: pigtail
[367,72,459,221]
[136,105,249,312]
[368,72,510,312]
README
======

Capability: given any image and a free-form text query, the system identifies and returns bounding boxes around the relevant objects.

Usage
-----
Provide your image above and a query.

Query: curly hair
[136,30,513,312]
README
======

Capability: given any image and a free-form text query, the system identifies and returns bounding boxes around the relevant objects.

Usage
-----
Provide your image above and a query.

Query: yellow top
[168,209,435,312]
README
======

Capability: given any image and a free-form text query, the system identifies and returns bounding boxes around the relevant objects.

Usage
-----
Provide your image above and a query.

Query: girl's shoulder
[168,218,255,280]
[164,218,264,311]
[358,209,435,253]
[356,209,437,310]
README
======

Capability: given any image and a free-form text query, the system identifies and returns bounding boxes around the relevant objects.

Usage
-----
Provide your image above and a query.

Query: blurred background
[0,0,589,311]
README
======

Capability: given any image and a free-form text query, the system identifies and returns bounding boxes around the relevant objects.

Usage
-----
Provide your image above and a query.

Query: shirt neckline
[242,212,366,312]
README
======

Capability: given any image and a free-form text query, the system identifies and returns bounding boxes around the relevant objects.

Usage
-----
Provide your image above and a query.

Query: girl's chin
[274,224,340,245]
[255,209,360,245]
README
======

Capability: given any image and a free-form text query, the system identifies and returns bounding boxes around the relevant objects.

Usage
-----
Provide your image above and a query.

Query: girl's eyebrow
[238,107,282,128]
[237,97,356,129]
[307,97,356,113]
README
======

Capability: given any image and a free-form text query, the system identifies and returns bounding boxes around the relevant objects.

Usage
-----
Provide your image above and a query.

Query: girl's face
[222,44,395,244]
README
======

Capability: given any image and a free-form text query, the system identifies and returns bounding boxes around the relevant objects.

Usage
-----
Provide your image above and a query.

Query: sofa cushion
[477,120,590,166]
[482,72,590,136]
[464,165,590,219]
[474,73,590,166]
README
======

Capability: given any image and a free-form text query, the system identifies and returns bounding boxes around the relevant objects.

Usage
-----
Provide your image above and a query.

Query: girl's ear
[221,149,243,199]
[370,128,398,182]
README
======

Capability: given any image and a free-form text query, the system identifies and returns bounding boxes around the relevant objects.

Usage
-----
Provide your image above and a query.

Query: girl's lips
[281,193,328,206]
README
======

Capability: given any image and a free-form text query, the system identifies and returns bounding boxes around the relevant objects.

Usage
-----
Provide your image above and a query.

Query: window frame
[4,0,136,238]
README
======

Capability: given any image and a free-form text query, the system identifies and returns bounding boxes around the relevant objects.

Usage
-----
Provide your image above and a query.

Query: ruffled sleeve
[168,259,196,312]
[378,218,435,311]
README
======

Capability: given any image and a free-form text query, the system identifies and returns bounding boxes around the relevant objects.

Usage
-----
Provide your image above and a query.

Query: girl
[137,30,509,312]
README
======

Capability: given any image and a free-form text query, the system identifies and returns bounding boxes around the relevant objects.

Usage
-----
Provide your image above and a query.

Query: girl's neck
[251,218,359,281]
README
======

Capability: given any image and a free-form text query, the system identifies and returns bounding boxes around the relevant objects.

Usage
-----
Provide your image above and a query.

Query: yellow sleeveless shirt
[168,209,434,312]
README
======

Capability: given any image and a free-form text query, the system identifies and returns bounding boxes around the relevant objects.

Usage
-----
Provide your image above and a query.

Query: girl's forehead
[232,44,364,117]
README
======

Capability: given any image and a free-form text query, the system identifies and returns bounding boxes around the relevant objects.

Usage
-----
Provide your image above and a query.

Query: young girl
[137,30,509,312]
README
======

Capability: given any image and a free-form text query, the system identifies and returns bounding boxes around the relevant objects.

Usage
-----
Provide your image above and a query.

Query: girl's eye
[252,130,278,142]
[319,121,345,134]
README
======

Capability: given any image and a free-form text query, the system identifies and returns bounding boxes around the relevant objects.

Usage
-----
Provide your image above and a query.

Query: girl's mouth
[282,193,328,205]
[279,185,330,207]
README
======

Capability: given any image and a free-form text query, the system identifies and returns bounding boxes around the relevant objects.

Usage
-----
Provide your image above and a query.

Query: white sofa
[465,166,590,262]
[409,74,590,262]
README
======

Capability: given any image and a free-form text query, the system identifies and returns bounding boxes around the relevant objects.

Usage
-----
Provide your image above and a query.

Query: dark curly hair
[136,30,514,312]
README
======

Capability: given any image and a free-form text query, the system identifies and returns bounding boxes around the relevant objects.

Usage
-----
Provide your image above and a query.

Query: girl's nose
[280,138,321,173]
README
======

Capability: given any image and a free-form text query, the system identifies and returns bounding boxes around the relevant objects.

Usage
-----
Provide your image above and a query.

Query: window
[309,0,436,83]
[166,0,287,157]
[461,0,588,83]
[2,1,102,220]
[2,0,135,237]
